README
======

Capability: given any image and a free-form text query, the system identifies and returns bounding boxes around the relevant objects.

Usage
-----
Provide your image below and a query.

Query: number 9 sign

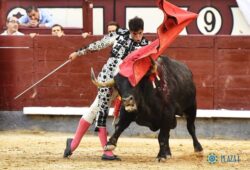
[197,7,222,35]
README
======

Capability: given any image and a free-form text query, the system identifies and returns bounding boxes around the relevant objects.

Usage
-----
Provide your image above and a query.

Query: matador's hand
[69,52,78,61]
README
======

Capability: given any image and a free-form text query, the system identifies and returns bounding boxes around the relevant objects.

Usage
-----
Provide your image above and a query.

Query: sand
[0,130,249,170]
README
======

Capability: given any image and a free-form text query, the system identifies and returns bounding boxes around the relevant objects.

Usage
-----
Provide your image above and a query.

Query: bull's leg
[185,104,203,152]
[157,128,171,162]
[105,108,135,151]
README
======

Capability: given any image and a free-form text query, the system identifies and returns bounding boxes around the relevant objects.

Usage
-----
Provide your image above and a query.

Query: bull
[91,55,203,161]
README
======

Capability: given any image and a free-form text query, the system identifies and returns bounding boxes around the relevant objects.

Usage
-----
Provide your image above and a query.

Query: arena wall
[1,35,250,139]
[1,35,250,111]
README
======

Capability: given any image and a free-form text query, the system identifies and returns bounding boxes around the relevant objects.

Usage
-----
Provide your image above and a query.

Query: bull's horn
[90,67,115,87]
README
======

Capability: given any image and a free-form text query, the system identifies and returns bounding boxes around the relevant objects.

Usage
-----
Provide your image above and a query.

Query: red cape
[119,0,198,87]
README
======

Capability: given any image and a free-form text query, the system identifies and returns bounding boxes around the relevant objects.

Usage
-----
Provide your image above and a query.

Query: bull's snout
[122,95,137,112]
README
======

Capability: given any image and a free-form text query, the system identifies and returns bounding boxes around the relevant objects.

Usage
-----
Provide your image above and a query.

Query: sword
[14,59,71,100]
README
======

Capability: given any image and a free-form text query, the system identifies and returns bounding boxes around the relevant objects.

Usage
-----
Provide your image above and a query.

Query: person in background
[1,16,24,35]
[63,17,149,161]
[51,24,65,37]
[29,23,90,38]
[19,6,54,28]
[29,24,65,38]
[106,21,120,33]
[82,21,119,38]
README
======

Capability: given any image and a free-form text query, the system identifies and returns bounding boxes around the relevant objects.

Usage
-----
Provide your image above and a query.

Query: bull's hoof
[156,156,167,162]
[101,154,121,161]
[104,144,116,151]
[194,143,203,152]
[166,154,172,159]
[156,154,171,162]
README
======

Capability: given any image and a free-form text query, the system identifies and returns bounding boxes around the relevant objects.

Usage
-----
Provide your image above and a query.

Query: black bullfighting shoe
[63,138,73,158]
[101,154,121,161]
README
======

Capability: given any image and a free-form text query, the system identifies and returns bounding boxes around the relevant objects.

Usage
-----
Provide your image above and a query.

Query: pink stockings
[70,118,90,152]
[70,118,114,156]
[98,127,114,156]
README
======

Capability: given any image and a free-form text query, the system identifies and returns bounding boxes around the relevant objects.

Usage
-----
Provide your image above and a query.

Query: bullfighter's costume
[64,28,149,160]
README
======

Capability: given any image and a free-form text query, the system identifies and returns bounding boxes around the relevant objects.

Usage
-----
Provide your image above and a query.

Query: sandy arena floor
[0,130,249,170]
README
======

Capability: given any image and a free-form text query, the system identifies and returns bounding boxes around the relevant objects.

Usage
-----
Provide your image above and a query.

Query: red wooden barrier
[0,36,34,109]
[1,35,250,111]
[214,36,250,109]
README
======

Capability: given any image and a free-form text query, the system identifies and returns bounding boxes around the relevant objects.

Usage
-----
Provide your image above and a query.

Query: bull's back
[157,56,196,113]
[158,56,193,84]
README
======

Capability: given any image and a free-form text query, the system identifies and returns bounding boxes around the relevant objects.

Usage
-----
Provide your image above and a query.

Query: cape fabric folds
[119,0,198,87]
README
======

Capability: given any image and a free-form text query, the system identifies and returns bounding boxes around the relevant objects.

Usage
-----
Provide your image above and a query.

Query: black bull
[93,56,203,161]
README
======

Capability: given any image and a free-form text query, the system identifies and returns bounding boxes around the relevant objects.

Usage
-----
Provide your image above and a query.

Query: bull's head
[91,68,138,112]
[90,56,160,112]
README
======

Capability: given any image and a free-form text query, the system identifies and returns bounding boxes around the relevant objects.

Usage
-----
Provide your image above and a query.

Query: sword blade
[14,59,71,100]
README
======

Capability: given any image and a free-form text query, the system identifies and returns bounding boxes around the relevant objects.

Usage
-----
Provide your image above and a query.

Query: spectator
[29,24,65,38]
[30,23,88,38]
[1,16,24,35]
[19,6,54,28]
[51,24,65,37]
[107,21,119,33]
